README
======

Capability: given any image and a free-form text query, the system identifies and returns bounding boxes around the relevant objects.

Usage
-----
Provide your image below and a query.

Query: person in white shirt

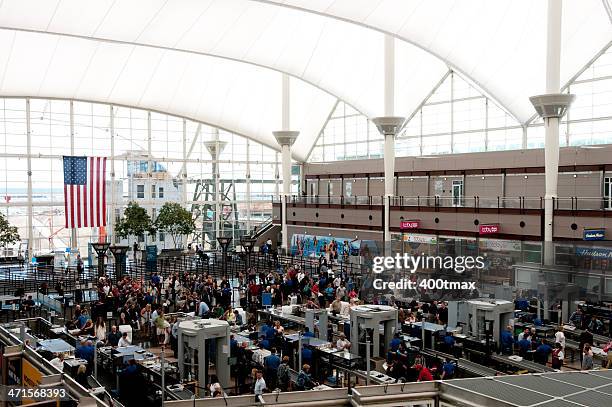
[118,332,131,347]
[517,328,529,342]
[555,326,566,349]
[49,353,64,372]
[336,333,351,351]
[254,370,266,400]
[151,307,159,331]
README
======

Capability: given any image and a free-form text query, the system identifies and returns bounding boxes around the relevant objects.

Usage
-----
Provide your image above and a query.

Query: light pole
[90,242,110,277]
[240,237,256,271]
[108,245,129,286]
[216,237,233,279]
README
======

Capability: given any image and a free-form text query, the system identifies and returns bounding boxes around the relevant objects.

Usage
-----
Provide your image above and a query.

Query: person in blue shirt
[77,310,90,329]
[390,333,402,352]
[500,326,515,355]
[263,348,281,389]
[198,300,210,318]
[518,335,532,357]
[120,359,139,404]
[301,346,313,366]
[230,335,238,357]
[302,327,315,338]
[443,332,455,354]
[534,341,552,365]
[259,321,274,341]
[259,336,271,350]
[75,340,95,369]
[441,359,456,380]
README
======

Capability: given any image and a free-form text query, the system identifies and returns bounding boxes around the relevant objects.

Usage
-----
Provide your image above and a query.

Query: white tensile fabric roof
[0,0,609,160]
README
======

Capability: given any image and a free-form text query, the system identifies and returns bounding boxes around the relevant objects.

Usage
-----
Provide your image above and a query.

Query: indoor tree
[155,202,195,248]
[0,212,19,249]
[115,202,156,244]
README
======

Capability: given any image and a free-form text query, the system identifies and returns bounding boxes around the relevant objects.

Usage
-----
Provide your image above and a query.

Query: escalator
[248,218,280,248]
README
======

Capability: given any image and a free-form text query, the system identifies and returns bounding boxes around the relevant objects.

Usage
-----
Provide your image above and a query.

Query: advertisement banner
[22,359,42,405]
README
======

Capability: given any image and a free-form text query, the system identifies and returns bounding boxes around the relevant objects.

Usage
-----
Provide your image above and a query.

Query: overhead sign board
[583,229,605,241]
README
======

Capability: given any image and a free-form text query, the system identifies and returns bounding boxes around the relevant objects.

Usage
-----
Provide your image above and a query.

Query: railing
[0,251,366,297]
[553,197,610,211]
[276,195,544,210]
[275,195,612,211]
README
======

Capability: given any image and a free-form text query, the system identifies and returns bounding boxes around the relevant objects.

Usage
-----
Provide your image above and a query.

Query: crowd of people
[42,247,612,400]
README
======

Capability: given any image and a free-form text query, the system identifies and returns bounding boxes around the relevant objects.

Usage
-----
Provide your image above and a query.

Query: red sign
[479,224,500,235]
[400,220,420,229]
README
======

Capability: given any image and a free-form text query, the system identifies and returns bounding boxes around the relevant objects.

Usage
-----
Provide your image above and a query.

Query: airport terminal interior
[1,1,612,406]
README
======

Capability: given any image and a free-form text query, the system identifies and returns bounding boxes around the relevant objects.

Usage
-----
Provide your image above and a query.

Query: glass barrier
[276,195,610,211]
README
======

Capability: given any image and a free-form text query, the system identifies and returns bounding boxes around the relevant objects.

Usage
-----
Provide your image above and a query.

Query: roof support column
[204,133,226,249]
[246,139,251,234]
[181,118,188,247]
[69,101,78,251]
[26,99,33,260]
[274,74,299,254]
[530,0,574,265]
[373,35,405,254]
[110,105,116,245]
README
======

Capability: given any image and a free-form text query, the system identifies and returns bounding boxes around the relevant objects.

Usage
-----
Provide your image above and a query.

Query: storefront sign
[400,220,420,229]
[479,224,500,235]
[401,234,437,244]
[479,238,521,252]
[584,229,605,241]
[576,247,612,258]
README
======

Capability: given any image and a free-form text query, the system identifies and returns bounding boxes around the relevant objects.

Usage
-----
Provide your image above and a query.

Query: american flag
[63,156,107,228]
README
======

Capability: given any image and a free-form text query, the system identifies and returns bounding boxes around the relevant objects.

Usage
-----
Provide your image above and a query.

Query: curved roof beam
[0,25,372,161]
[247,0,521,124]
[0,0,450,156]
[249,0,612,125]
[0,28,338,162]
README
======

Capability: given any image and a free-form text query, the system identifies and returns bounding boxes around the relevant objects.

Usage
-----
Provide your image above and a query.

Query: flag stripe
[76,182,81,228]
[96,157,100,226]
[69,185,75,228]
[102,158,107,225]
[64,184,69,228]
[89,157,94,227]
[83,181,88,227]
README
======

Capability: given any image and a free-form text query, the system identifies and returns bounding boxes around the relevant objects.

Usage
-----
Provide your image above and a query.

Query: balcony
[273,195,611,212]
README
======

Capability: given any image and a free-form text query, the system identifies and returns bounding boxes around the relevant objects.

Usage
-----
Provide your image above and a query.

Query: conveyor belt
[457,359,497,377]
[490,354,555,373]
[420,348,498,377]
